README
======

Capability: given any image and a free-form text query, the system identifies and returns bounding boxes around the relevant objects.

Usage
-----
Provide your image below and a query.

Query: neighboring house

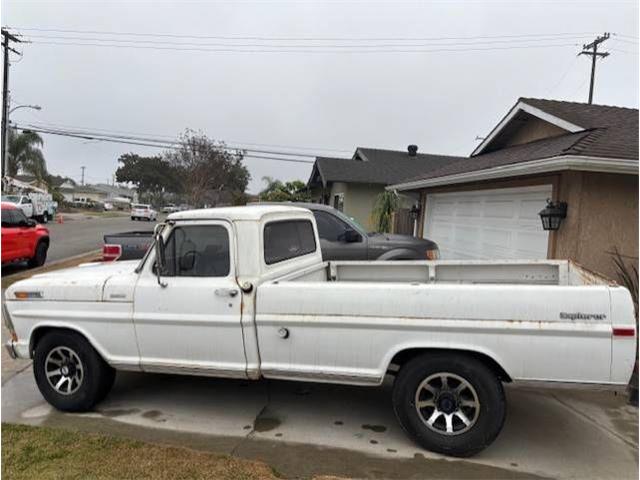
[308,146,464,230]
[390,98,638,280]
[59,182,138,205]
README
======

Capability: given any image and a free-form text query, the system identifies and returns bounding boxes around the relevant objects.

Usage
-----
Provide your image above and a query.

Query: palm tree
[7,129,48,181]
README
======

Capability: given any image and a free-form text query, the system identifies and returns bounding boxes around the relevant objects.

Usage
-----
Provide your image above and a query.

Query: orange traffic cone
[56,214,64,224]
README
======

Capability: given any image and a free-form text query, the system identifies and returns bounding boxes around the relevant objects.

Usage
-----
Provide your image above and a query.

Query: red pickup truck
[1,202,50,267]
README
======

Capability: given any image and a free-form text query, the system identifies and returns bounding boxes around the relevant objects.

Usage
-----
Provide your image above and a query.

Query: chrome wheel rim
[414,372,480,436]
[45,346,84,395]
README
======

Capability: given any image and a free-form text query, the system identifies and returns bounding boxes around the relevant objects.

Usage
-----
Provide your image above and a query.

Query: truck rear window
[264,220,316,265]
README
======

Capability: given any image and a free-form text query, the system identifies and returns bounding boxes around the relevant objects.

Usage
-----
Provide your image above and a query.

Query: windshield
[333,209,369,235]
[2,195,20,203]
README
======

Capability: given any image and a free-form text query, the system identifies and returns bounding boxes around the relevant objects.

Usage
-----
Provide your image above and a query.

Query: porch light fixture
[409,204,421,220]
[539,199,567,231]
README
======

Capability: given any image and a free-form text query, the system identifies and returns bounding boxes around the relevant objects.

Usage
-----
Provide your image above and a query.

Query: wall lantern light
[409,204,421,220]
[539,199,567,231]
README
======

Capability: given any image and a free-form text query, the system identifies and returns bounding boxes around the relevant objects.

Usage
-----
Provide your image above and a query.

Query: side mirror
[342,229,362,243]
[154,231,168,287]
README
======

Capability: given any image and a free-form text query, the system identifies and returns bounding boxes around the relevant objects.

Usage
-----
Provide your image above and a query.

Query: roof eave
[388,155,638,191]
[471,100,585,156]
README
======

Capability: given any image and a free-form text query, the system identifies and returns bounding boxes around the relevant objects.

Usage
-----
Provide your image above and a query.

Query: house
[307,147,464,230]
[389,98,638,280]
[59,182,138,206]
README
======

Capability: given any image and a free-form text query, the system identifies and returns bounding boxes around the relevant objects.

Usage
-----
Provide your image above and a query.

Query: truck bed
[273,259,614,286]
[257,259,633,386]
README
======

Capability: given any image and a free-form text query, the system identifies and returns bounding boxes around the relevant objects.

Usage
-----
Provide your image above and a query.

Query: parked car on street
[5,205,636,457]
[1,202,50,267]
[161,204,178,213]
[1,193,56,223]
[102,231,154,261]
[131,204,157,221]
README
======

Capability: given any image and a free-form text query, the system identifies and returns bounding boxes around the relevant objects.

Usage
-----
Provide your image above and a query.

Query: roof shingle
[311,148,465,186]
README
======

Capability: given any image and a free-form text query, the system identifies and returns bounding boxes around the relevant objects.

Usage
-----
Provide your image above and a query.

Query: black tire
[392,352,506,457]
[42,212,49,224]
[28,241,48,268]
[131,216,136,221]
[33,331,115,412]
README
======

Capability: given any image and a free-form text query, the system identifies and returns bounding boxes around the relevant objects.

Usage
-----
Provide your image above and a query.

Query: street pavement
[2,366,638,479]
[46,212,159,263]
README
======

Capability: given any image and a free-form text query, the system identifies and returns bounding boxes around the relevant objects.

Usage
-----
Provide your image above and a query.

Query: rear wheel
[42,212,49,224]
[392,353,506,457]
[33,331,115,412]
[28,241,48,268]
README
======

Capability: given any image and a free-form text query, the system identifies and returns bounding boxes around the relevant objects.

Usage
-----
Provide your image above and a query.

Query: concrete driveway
[2,366,637,479]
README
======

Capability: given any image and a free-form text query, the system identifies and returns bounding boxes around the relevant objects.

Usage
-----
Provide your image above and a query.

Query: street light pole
[9,104,41,115]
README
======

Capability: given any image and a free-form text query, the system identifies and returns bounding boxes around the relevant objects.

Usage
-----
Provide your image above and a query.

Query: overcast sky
[3,0,638,193]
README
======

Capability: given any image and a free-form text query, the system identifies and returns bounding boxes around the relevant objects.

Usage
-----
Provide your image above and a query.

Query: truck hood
[368,233,438,250]
[6,260,139,302]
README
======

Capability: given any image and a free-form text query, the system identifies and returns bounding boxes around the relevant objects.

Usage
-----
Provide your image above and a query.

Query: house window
[333,193,344,212]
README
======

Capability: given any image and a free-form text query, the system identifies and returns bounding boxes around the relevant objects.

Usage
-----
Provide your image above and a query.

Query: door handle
[215,288,239,298]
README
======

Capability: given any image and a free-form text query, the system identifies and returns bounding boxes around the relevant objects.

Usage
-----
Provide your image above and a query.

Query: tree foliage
[372,190,400,233]
[258,176,310,202]
[7,129,48,181]
[165,131,250,207]
[115,154,180,196]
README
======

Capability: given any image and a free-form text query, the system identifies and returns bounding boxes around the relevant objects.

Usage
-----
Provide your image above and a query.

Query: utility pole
[579,33,610,104]
[1,28,22,179]
[81,166,86,186]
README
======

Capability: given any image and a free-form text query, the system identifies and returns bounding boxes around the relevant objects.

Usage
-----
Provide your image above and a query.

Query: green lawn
[2,423,280,480]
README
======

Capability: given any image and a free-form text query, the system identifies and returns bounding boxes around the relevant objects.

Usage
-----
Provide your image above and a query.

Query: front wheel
[33,331,116,412]
[392,353,506,457]
[28,241,48,268]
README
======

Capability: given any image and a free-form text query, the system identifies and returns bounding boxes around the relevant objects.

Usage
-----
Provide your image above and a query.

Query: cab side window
[163,225,230,277]
[264,220,316,265]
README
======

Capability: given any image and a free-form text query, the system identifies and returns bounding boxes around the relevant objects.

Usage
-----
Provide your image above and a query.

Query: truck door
[132,221,247,377]
[1,208,20,261]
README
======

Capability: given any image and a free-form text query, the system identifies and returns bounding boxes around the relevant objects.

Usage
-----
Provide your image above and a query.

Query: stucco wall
[336,183,385,230]
[555,171,638,279]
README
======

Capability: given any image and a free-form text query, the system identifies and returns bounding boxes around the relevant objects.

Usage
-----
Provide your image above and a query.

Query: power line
[22,120,352,154]
[8,27,600,42]
[20,123,325,158]
[27,40,581,54]
[12,124,321,164]
[22,33,594,48]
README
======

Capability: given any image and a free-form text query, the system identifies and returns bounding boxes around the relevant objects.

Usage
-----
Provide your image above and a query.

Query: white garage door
[424,185,552,260]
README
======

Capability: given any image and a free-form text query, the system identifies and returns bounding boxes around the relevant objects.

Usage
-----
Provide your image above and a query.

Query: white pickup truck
[4,205,637,456]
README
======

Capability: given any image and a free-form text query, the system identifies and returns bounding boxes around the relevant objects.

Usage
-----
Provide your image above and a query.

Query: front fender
[376,248,421,260]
